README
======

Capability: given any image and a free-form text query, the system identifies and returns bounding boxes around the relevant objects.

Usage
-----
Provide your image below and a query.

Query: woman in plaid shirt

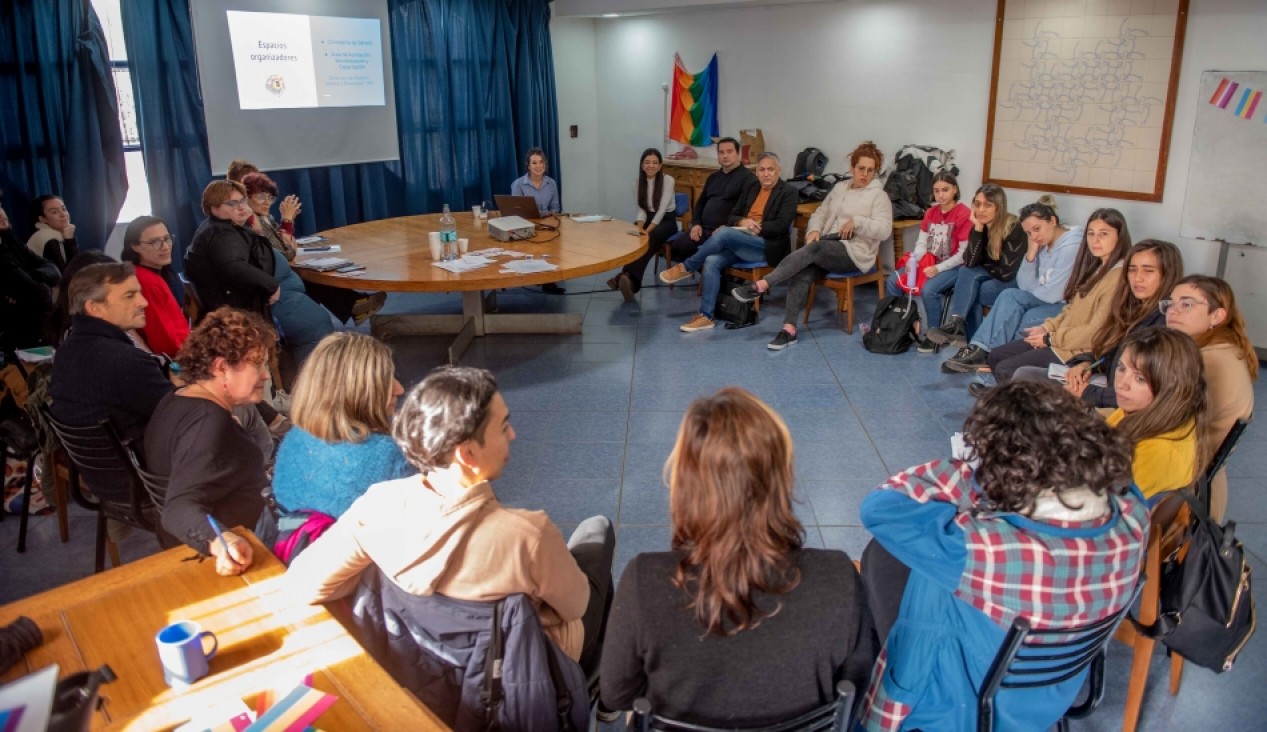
[858,380,1149,731]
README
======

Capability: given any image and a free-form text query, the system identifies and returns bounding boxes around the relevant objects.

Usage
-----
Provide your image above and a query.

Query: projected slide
[226,11,385,110]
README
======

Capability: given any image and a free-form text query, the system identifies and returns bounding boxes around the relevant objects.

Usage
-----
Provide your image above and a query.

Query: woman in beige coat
[1164,275,1257,521]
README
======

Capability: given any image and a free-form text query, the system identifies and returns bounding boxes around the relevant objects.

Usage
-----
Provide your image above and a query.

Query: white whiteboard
[1180,71,1267,245]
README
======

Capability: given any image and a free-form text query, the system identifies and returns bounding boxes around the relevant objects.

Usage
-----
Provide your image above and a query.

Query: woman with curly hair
[858,380,1148,732]
[144,307,277,575]
[1162,275,1257,520]
[600,388,876,725]
[730,141,893,350]
[1105,327,1208,501]
[272,332,411,517]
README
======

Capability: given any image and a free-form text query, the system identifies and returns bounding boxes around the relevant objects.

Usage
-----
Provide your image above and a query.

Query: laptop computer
[494,194,544,220]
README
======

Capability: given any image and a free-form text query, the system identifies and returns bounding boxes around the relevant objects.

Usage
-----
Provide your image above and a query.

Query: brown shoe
[351,291,387,324]
[660,263,692,285]
[680,314,715,332]
[617,274,635,303]
[605,276,620,290]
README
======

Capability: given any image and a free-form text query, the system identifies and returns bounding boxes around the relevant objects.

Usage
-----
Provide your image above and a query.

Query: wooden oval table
[297,213,645,362]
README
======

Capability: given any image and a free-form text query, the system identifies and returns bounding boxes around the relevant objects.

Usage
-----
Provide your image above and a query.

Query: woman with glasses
[121,216,188,357]
[1162,275,1257,520]
[185,180,280,317]
[241,172,385,326]
[144,307,276,575]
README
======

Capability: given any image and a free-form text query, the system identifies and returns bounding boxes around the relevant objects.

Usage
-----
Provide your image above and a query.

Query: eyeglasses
[251,193,276,204]
[1159,297,1209,315]
[222,198,249,208]
[139,234,173,248]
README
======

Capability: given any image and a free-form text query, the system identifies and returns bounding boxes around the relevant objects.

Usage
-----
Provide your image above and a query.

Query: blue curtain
[0,0,127,250]
[119,0,560,266]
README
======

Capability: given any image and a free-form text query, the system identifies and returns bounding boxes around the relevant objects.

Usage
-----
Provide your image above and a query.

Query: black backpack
[884,145,959,219]
[1133,490,1256,672]
[794,147,829,178]
[863,295,917,354]
[714,272,759,327]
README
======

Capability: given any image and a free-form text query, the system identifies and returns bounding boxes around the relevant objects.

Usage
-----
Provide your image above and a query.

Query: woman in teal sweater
[273,332,412,517]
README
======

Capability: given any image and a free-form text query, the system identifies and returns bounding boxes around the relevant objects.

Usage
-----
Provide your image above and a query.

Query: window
[91,0,151,222]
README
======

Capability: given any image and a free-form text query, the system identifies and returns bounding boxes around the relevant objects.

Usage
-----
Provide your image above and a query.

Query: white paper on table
[499,259,559,274]
[294,235,326,245]
[433,254,495,273]
[0,663,59,732]
[173,698,255,732]
[570,215,610,223]
[296,244,341,254]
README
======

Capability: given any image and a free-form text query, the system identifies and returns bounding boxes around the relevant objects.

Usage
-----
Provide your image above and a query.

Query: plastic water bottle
[440,204,458,260]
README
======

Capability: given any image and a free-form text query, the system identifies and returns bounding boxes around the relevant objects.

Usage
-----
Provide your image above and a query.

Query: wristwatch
[1043,332,1052,347]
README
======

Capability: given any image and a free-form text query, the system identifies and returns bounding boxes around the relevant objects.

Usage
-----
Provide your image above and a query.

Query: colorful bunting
[669,53,720,147]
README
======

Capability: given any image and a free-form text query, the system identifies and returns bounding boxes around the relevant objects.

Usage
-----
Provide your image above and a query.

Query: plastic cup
[458,238,469,254]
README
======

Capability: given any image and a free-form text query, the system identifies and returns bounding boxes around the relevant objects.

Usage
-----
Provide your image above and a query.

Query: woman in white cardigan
[733,141,893,351]
[610,148,677,302]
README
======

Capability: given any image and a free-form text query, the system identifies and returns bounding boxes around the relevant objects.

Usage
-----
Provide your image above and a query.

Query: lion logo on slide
[265,75,286,97]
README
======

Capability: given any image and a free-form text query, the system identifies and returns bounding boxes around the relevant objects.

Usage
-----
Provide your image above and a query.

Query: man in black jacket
[659,152,798,332]
[664,137,756,263]
[50,262,173,501]
[0,194,61,353]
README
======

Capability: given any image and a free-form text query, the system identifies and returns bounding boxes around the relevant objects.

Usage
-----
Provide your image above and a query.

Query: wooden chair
[802,267,885,334]
[0,416,41,553]
[1113,416,1251,732]
[979,584,1140,732]
[652,192,693,281]
[631,681,856,732]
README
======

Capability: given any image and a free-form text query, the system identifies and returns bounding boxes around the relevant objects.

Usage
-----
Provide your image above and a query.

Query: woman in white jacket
[733,141,893,350]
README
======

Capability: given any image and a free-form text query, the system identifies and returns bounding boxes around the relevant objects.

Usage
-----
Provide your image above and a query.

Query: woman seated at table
[884,171,971,351]
[978,208,1132,386]
[26,194,79,271]
[144,307,276,575]
[1105,327,1207,501]
[1048,240,1182,408]
[608,148,677,302]
[924,184,1027,347]
[938,197,1085,373]
[858,380,1147,731]
[241,172,385,325]
[120,216,188,358]
[731,141,892,351]
[600,387,875,725]
[510,147,561,216]
[1163,275,1258,521]
[273,332,412,518]
[184,179,330,366]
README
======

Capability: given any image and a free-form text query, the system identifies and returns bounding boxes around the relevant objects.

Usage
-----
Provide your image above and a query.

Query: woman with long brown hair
[600,388,875,725]
[1057,239,1183,407]
[1105,327,1208,500]
[1163,275,1257,520]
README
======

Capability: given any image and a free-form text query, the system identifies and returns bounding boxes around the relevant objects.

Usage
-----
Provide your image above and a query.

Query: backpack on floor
[715,272,759,327]
[863,295,918,354]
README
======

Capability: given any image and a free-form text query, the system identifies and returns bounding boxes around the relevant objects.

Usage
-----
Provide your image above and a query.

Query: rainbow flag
[669,53,719,147]
[1210,78,1240,108]
[1234,87,1262,119]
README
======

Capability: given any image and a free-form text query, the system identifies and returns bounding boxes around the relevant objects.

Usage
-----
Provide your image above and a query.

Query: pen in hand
[207,515,233,561]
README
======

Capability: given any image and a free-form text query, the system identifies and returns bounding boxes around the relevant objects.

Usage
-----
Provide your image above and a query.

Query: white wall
[553,0,1267,274]
[550,16,603,215]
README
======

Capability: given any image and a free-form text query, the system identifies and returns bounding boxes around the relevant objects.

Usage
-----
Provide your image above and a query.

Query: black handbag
[714,273,759,328]
[1133,490,1256,672]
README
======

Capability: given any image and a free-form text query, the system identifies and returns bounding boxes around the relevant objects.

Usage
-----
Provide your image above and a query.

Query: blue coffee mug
[155,620,218,687]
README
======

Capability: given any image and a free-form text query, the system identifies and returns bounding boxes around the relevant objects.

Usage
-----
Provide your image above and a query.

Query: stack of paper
[500,259,559,274]
[433,254,496,273]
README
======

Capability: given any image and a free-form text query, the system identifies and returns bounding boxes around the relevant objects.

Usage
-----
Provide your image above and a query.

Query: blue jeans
[885,267,959,330]
[969,288,1065,352]
[943,266,1018,338]
[683,227,766,318]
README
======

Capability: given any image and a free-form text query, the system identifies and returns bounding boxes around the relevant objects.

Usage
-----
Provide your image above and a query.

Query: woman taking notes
[609,148,677,302]
[600,388,875,725]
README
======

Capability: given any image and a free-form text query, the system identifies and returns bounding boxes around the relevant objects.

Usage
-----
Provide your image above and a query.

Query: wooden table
[0,532,446,731]
[298,213,644,362]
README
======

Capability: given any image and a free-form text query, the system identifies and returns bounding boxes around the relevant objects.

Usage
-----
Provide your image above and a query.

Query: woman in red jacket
[120,215,189,357]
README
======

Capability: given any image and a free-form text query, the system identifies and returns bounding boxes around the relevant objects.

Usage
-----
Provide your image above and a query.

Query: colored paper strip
[1242,91,1261,120]
[0,707,25,732]
[1210,77,1230,105]
[245,685,337,732]
[1218,81,1240,108]
[1234,88,1252,116]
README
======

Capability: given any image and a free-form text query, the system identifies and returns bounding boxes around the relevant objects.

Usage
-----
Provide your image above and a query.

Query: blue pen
[303,246,332,252]
[206,515,231,557]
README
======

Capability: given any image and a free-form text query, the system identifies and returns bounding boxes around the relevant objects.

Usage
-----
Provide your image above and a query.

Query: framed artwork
[983,0,1189,202]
